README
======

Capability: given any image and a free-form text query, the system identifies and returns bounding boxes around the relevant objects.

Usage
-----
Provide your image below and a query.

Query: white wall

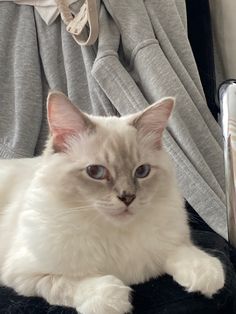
[209,0,236,80]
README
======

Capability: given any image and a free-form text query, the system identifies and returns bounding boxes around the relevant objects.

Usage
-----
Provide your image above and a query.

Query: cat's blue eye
[86,165,109,180]
[135,164,151,178]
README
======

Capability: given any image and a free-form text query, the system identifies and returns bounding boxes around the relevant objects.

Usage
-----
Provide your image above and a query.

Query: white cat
[0,92,225,314]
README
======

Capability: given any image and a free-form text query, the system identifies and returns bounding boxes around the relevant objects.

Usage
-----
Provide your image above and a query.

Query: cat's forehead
[67,115,143,169]
[90,115,140,166]
[92,115,135,139]
[92,115,130,129]
[102,121,137,159]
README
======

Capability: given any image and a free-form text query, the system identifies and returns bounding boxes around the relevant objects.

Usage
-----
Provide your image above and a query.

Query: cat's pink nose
[117,193,136,206]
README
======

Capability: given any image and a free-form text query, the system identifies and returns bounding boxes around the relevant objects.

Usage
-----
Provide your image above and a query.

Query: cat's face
[45,92,175,225]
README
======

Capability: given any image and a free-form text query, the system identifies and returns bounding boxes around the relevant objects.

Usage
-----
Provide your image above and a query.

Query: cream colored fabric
[57,0,99,46]
[209,0,236,80]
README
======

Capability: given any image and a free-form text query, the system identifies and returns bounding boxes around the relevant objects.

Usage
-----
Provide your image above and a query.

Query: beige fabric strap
[56,0,99,46]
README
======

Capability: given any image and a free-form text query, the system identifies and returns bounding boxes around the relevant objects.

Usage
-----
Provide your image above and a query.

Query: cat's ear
[131,97,175,148]
[47,91,95,152]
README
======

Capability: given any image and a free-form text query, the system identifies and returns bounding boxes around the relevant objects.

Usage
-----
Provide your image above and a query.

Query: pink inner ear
[52,128,78,152]
[47,91,94,152]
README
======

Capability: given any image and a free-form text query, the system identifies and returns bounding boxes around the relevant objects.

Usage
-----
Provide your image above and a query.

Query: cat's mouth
[110,208,133,218]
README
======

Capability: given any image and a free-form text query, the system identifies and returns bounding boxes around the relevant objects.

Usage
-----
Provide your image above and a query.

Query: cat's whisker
[0,192,112,209]
[62,213,101,232]
[47,208,95,219]
[84,213,101,230]
[0,200,93,208]
[59,205,93,211]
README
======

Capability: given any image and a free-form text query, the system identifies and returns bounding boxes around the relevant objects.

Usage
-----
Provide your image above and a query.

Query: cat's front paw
[172,252,225,297]
[76,275,132,314]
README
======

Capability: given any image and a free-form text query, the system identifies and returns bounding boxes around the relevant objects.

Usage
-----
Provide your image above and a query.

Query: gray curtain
[0,0,227,238]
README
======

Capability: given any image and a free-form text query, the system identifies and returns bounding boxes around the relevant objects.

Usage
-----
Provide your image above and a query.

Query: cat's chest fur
[66,221,167,284]
[17,205,170,286]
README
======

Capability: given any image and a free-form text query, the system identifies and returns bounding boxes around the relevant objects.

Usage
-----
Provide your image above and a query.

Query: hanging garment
[0,0,77,25]
[0,0,227,238]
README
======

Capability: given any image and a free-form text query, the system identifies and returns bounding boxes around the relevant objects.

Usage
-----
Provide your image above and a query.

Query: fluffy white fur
[0,92,225,314]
